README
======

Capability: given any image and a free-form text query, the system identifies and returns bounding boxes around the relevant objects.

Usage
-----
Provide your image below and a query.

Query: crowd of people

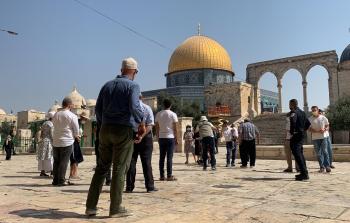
[1,57,336,218]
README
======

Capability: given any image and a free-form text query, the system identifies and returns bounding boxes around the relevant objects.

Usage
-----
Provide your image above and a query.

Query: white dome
[66,86,86,109]
[48,101,62,112]
[86,99,97,107]
[0,108,6,115]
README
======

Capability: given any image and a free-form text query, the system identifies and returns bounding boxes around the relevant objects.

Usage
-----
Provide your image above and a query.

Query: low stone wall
[250,144,350,162]
[82,144,350,162]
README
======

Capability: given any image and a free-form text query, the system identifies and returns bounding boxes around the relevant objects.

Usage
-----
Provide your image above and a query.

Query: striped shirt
[239,122,259,141]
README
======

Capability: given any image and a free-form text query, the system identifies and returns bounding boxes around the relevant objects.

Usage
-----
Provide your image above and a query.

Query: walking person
[231,123,239,167]
[52,97,80,186]
[283,112,299,172]
[183,125,196,164]
[308,106,331,173]
[194,130,202,165]
[319,109,335,169]
[213,128,221,154]
[3,135,14,160]
[155,99,178,181]
[289,99,311,181]
[195,116,217,171]
[126,95,157,193]
[86,57,145,218]
[68,111,89,182]
[222,121,233,167]
[37,111,55,177]
[238,119,260,168]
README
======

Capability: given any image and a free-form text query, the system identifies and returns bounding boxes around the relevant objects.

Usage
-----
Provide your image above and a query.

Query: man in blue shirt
[126,95,157,193]
[238,119,260,168]
[86,57,145,218]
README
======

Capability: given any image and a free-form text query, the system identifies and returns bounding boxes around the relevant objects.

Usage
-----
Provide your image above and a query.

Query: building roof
[168,35,233,74]
[340,44,350,63]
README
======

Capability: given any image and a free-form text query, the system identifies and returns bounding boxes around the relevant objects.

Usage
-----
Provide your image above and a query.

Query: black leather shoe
[295,174,309,181]
[147,188,159,193]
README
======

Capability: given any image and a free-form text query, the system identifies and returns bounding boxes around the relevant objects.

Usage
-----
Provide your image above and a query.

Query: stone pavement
[1,147,350,223]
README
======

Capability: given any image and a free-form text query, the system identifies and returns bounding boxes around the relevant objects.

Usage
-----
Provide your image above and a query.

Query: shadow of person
[10,208,112,220]
[9,209,83,219]
[235,177,293,181]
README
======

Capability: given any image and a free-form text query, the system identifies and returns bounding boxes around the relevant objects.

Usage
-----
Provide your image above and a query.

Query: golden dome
[168,35,233,74]
[66,86,86,109]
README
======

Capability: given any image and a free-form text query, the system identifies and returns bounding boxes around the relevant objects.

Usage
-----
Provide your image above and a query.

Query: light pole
[0,29,18,35]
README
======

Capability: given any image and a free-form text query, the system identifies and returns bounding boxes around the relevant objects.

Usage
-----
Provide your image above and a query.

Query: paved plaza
[1,147,350,223]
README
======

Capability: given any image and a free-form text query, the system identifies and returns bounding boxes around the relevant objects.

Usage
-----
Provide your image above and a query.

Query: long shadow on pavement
[235,177,293,181]
[9,208,83,219]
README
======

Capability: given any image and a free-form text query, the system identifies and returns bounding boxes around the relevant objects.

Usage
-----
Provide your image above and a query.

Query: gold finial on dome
[197,23,201,36]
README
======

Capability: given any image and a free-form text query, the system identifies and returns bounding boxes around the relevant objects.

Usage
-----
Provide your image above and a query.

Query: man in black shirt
[289,99,311,181]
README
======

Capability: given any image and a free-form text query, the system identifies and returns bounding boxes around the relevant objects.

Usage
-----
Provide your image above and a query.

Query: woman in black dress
[3,135,14,160]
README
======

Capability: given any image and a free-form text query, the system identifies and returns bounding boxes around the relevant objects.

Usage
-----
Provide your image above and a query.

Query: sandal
[166,176,177,181]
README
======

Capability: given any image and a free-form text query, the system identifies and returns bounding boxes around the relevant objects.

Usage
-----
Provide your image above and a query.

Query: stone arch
[258,72,279,114]
[306,65,331,109]
[281,68,304,112]
[246,50,339,114]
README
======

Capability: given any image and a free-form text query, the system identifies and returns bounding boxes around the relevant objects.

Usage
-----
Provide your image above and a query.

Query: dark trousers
[240,139,256,166]
[53,145,73,184]
[126,133,154,191]
[95,138,111,183]
[5,148,12,160]
[158,138,175,178]
[202,136,216,168]
[86,124,134,215]
[226,141,237,165]
[290,134,308,176]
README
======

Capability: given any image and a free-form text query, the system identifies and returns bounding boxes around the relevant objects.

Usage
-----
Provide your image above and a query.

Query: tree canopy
[326,96,350,131]
[156,91,204,124]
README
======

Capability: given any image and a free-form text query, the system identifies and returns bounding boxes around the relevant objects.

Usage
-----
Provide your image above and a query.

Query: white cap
[121,57,138,70]
[199,116,208,122]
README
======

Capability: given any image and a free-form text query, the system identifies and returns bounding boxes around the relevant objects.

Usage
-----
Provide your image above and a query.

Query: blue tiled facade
[142,69,234,110]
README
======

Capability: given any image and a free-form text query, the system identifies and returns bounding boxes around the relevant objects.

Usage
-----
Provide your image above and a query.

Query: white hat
[199,116,208,122]
[46,111,55,119]
[121,57,138,70]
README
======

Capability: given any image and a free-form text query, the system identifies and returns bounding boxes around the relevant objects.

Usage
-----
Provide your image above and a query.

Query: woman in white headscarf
[37,111,55,177]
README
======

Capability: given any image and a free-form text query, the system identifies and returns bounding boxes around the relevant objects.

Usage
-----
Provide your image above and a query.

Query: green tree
[156,92,204,124]
[326,96,350,143]
[0,121,12,140]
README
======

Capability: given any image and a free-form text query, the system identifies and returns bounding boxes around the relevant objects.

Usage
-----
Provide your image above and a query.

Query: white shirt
[232,127,239,138]
[52,109,79,147]
[155,109,178,138]
[286,117,292,140]
[223,127,232,141]
[308,115,329,140]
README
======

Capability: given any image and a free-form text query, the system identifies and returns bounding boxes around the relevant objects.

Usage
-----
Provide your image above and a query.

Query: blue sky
[1,0,349,113]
